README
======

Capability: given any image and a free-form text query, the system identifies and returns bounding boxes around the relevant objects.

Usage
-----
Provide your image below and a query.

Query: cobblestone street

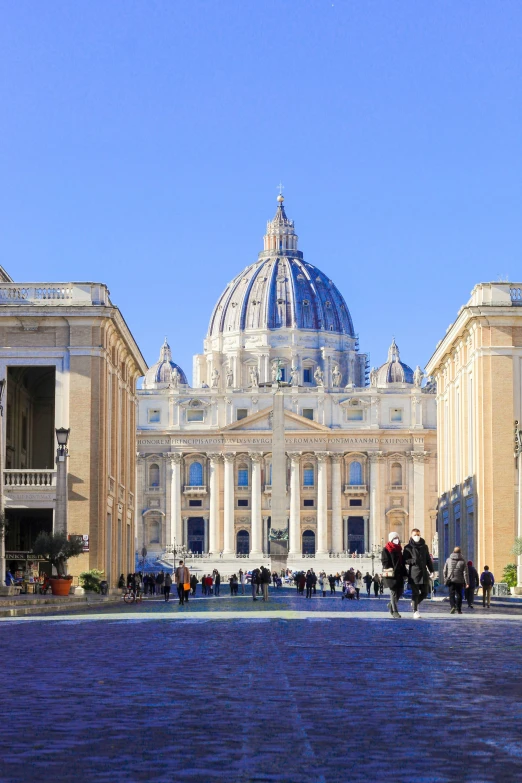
[1,590,522,783]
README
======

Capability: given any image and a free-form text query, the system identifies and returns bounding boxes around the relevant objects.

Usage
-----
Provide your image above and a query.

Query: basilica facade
[136,196,438,570]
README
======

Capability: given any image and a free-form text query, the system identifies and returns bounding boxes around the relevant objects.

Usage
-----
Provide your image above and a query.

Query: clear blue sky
[1,1,521,380]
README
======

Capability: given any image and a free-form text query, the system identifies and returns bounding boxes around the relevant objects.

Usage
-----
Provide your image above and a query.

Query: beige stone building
[0,271,147,586]
[426,282,522,578]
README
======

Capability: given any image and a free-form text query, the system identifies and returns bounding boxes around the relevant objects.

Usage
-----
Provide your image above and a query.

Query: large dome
[207,197,354,338]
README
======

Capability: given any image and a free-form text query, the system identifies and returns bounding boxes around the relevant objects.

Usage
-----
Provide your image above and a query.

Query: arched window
[391,462,403,487]
[149,463,160,487]
[189,461,203,486]
[149,519,160,544]
[349,461,363,485]
[237,463,249,487]
[303,463,314,487]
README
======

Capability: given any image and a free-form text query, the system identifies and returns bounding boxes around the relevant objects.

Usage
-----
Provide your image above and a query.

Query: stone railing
[0,282,111,307]
[4,469,56,487]
[343,484,367,494]
[183,485,208,495]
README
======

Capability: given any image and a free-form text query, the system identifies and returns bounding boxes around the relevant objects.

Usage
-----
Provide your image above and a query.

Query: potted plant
[79,569,104,593]
[32,532,85,596]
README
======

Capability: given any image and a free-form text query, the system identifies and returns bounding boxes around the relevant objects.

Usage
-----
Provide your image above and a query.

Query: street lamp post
[55,427,70,535]
[0,379,6,585]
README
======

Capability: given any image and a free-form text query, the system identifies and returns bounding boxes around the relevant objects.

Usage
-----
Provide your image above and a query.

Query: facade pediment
[222,407,330,433]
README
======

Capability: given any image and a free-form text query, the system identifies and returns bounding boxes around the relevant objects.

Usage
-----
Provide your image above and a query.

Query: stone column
[331,454,343,553]
[289,452,301,555]
[208,453,222,555]
[363,513,370,552]
[168,454,182,548]
[250,453,263,557]
[413,452,427,529]
[316,452,329,555]
[223,453,236,555]
[369,452,382,549]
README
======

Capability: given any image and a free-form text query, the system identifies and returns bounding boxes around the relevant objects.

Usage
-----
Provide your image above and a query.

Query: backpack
[482,571,493,587]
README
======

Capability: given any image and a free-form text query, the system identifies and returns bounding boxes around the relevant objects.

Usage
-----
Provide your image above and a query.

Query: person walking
[214,571,221,597]
[298,572,306,595]
[443,547,469,615]
[261,565,271,601]
[174,560,190,606]
[251,568,260,601]
[319,572,328,597]
[155,570,164,596]
[354,571,363,600]
[466,561,480,609]
[372,573,381,598]
[480,565,495,608]
[305,570,314,599]
[164,572,172,602]
[381,531,407,619]
[328,574,336,595]
[190,574,198,596]
[240,571,247,595]
[363,572,372,596]
[403,528,434,619]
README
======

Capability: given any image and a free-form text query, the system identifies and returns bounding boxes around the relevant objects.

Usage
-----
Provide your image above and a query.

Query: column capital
[207,452,223,463]
[223,453,236,463]
[249,452,264,463]
[166,453,182,465]
[411,451,429,463]
[368,451,384,464]
[288,452,302,464]
[316,451,330,463]
[330,453,343,464]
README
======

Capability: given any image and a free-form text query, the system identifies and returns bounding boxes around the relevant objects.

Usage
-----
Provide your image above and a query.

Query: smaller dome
[376,339,414,387]
[144,338,188,388]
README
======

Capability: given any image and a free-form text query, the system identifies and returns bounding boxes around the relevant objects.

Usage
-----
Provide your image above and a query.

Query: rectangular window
[148,409,161,423]
[390,408,403,423]
[303,368,312,383]
[187,409,204,422]
[237,469,249,487]
[237,409,248,421]
[346,408,363,421]
[189,499,202,507]
[350,499,362,507]
[302,408,314,420]
[303,468,314,487]
[237,499,249,507]
[280,368,286,382]
[303,499,314,507]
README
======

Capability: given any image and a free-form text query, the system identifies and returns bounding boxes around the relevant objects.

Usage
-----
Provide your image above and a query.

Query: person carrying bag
[174,560,190,606]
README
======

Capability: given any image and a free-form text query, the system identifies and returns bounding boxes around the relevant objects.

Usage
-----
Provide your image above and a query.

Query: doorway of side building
[302,529,316,555]
[187,517,204,554]
[347,517,365,554]
[236,530,249,555]
[5,508,53,577]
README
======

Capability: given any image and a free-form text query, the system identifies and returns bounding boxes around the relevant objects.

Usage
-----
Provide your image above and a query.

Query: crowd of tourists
[119,527,495,615]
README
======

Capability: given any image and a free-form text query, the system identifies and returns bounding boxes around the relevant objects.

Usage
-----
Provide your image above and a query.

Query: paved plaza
[1,588,522,783]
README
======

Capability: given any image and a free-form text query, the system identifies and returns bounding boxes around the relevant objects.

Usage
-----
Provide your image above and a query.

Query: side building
[136,197,438,574]
[0,273,147,586]
[426,282,522,579]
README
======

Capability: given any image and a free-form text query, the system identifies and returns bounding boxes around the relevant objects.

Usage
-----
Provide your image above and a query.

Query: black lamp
[55,427,70,453]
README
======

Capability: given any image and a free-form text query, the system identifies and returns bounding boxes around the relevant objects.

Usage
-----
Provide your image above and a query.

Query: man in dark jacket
[251,568,260,601]
[403,528,434,619]
[363,572,373,596]
[260,565,271,602]
[466,561,480,609]
[443,547,469,614]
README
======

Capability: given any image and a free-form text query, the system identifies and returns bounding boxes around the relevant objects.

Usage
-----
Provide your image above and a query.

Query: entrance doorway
[347,517,365,554]
[187,517,205,554]
[302,529,316,555]
[236,530,249,555]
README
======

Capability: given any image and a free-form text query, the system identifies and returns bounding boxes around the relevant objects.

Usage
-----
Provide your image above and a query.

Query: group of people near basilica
[381,528,495,618]
[122,528,495,614]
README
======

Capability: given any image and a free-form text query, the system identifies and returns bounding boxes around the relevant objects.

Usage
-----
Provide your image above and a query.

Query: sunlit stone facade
[137,198,437,570]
